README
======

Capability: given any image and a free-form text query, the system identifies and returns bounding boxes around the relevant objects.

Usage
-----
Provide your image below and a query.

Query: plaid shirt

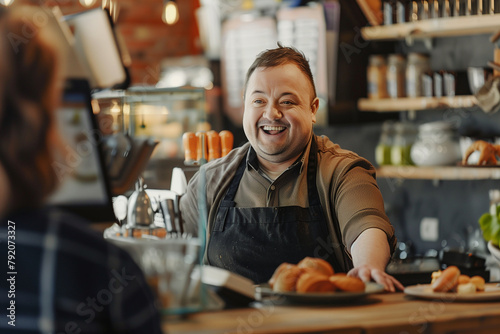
[0,208,163,333]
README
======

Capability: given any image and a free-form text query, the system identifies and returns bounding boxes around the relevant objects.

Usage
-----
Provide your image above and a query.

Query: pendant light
[102,0,120,23]
[79,0,97,7]
[0,0,15,6]
[162,0,179,25]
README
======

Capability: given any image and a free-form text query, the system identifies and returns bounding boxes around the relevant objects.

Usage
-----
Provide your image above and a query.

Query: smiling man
[180,44,403,291]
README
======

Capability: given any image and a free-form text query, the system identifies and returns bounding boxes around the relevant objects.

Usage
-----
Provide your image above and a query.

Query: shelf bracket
[423,38,433,51]
[407,110,417,121]
[432,178,440,187]
[404,36,414,47]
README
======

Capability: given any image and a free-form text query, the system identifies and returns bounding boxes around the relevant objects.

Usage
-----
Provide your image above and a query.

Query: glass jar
[367,55,388,99]
[410,121,461,166]
[406,53,430,97]
[387,54,406,98]
[391,121,417,165]
[375,120,395,166]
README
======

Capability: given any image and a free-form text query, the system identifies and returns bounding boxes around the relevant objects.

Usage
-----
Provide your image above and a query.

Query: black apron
[207,138,339,283]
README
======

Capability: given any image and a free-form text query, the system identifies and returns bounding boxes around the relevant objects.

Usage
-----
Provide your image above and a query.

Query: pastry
[269,262,294,289]
[329,274,365,292]
[457,274,470,285]
[457,282,476,294]
[470,276,485,291]
[297,257,334,276]
[296,272,336,293]
[431,266,460,292]
[272,265,304,292]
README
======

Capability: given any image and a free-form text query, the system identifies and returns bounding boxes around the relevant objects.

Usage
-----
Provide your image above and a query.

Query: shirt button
[270,185,275,191]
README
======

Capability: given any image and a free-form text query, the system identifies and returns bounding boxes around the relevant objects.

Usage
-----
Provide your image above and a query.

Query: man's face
[243,63,319,165]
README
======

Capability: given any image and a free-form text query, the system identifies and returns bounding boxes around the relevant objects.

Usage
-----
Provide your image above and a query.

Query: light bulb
[162,0,179,25]
[79,0,97,7]
[0,0,15,6]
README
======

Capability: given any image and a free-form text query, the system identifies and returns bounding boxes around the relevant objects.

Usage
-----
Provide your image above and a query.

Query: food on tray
[430,266,485,294]
[269,257,365,293]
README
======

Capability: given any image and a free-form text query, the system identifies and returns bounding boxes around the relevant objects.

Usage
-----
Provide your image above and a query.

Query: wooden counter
[163,291,500,334]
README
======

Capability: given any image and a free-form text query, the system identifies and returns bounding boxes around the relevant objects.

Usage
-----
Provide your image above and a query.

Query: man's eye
[253,99,264,104]
[281,101,294,105]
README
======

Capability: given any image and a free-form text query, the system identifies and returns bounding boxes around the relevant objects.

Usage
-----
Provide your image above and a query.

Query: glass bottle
[367,55,388,99]
[387,54,406,98]
[391,122,417,166]
[406,53,430,97]
[396,0,411,23]
[376,120,395,166]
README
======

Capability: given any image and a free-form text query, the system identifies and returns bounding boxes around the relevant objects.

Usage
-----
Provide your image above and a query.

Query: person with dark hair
[0,6,163,333]
[180,44,403,291]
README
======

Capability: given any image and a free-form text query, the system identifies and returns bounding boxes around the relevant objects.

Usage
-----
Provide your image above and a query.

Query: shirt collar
[245,134,313,174]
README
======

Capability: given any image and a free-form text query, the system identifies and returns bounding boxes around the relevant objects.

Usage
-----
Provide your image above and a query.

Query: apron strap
[212,157,246,232]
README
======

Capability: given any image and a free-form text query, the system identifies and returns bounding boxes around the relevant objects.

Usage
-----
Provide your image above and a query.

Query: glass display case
[92,86,209,160]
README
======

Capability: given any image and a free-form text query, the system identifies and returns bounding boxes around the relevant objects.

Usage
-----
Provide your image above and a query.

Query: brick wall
[17,0,203,85]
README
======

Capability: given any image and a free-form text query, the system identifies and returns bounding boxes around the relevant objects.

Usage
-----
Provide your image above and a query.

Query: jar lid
[369,55,386,66]
[407,52,430,63]
[387,54,405,63]
[418,121,455,133]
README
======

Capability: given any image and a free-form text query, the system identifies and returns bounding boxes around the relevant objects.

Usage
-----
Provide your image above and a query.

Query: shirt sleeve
[333,158,396,256]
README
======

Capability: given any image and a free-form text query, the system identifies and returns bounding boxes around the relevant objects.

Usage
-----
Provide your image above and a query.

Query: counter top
[163,291,500,334]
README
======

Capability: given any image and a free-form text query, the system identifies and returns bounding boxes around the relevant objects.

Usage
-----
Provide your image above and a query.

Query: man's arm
[348,228,404,292]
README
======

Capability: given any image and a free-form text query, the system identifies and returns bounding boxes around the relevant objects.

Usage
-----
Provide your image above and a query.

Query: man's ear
[311,97,320,124]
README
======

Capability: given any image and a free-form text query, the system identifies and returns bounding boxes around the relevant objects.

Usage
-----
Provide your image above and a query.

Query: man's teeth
[262,126,285,131]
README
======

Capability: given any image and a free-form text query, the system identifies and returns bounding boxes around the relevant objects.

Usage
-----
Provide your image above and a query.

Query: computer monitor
[47,79,117,224]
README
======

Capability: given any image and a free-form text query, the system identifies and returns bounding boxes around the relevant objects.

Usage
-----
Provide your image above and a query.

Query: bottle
[409,0,420,21]
[406,53,430,97]
[433,71,443,97]
[383,0,398,25]
[391,122,417,166]
[386,54,406,98]
[396,0,411,23]
[421,70,433,97]
[367,55,388,99]
[376,120,395,166]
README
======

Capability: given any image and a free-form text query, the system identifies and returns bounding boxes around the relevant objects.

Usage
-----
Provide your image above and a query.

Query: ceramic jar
[410,121,461,166]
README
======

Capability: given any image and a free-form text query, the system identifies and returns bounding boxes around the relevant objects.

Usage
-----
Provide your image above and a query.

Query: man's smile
[261,125,286,135]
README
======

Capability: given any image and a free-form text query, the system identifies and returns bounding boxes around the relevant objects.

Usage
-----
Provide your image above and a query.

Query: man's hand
[347,265,404,292]
[350,228,404,292]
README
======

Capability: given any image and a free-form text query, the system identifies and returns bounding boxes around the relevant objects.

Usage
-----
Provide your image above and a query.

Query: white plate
[405,283,500,302]
[255,282,384,304]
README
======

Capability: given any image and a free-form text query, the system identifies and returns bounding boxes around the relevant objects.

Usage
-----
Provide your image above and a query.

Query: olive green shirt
[179,134,396,272]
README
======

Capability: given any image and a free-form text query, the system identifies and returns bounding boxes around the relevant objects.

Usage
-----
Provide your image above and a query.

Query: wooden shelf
[376,165,500,180]
[358,95,477,112]
[361,14,500,41]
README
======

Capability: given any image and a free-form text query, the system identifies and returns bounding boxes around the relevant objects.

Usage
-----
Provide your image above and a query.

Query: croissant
[462,140,498,166]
